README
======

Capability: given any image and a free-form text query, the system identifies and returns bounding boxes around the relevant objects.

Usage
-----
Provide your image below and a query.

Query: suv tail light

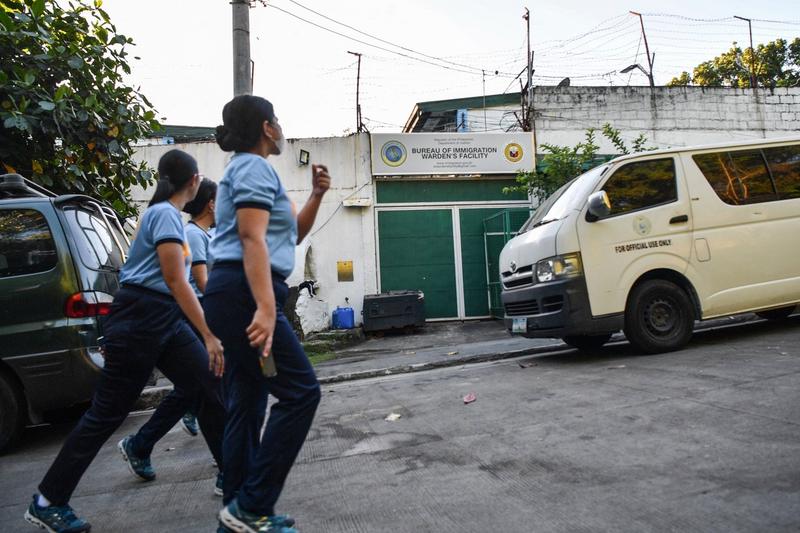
[65,291,114,318]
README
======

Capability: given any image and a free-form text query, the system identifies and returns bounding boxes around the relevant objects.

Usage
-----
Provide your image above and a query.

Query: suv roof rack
[0,174,49,199]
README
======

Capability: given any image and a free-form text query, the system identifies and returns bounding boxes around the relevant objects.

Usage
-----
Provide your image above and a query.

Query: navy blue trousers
[38,286,223,506]
[204,264,320,516]
[129,306,225,468]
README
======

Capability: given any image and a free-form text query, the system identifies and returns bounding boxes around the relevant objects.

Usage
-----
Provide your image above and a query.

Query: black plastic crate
[362,290,425,333]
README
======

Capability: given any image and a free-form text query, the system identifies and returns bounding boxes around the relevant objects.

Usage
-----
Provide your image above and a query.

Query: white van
[499,137,800,353]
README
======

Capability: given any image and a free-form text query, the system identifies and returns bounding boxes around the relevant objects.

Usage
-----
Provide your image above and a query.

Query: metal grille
[504,300,540,316]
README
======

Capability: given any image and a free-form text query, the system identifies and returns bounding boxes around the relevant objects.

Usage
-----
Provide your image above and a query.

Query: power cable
[265,0,516,77]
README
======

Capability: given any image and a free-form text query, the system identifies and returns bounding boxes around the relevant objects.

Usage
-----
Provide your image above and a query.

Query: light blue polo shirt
[186,222,214,296]
[120,202,190,295]
[209,153,297,278]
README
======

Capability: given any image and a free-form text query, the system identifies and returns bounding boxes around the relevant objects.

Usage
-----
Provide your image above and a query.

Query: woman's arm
[237,208,276,358]
[296,164,331,244]
[158,243,224,377]
[191,264,208,293]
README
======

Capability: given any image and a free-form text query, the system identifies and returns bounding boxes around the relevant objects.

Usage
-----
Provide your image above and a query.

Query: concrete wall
[462,86,800,152]
[131,133,376,334]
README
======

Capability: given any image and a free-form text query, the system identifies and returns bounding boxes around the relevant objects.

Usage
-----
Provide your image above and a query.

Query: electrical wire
[263,1,517,77]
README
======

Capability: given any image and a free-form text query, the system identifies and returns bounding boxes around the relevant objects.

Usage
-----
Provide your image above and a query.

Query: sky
[101,0,800,138]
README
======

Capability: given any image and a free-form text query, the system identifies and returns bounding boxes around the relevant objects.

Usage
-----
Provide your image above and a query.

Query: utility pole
[482,69,487,131]
[347,51,363,133]
[232,0,252,96]
[630,11,655,88]
[734,15,757,90]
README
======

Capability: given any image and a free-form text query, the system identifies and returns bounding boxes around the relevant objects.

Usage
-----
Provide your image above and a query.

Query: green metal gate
[483,209,532,318]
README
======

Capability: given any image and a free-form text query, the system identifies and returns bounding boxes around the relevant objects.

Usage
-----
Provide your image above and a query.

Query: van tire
[755,306,796,321]
[0,371,25,454]
[624,279,694,354]
[562,334,612,351]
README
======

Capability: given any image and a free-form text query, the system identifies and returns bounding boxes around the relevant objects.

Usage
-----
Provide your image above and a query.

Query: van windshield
[520,164,609,232]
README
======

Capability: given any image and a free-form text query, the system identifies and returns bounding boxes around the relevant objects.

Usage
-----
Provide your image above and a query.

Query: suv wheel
[756,306,796,321]
[0,371,25,454]
[562,334,613,351]
[624,279,694,354]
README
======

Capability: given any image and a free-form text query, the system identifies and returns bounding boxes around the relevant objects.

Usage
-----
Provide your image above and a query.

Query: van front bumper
[501,276,622,338]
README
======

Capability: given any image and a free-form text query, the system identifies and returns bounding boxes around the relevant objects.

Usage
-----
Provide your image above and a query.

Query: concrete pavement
[1,314,799,532]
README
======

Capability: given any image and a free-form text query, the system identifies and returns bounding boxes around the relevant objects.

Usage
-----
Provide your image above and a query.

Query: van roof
[609,135,800,165]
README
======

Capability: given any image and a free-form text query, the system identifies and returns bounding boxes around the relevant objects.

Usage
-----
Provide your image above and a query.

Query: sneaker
[214,472,224,497]
[219,500,297,533]
[181,413,199,437]
[24,494,91,533]
[117,435,155,481]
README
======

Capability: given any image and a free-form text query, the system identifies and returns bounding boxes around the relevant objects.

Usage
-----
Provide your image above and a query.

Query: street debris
[164,447,176,452]
[463,392,477,404]
[518,361,538,368]
[384,413,402,421]
[607,365,626,369]
[447,351,459,356]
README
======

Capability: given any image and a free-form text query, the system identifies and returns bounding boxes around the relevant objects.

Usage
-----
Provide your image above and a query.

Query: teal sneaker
[219,500,297,533]
[24,495,91,532]
[117,435,155,481]
[214,471,224,497]
[181,413,199,437]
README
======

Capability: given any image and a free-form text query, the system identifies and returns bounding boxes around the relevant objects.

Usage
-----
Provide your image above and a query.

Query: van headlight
[535,253,583,283]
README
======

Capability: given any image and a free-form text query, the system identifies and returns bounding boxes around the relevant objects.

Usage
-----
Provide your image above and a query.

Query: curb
[136,313,765,405]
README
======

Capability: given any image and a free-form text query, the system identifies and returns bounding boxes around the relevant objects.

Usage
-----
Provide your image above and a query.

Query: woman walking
[116,177,225,496]
[24,149,224,533]
[204,95,330,533]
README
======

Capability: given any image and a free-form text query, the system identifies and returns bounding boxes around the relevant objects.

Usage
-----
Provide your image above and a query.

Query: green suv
[0,174,129,452]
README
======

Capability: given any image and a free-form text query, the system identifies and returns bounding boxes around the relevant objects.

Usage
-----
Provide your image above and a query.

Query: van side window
[763,145,800,200]
[602,158,677,217]
[0,209,58,278]
[693,149,777,204]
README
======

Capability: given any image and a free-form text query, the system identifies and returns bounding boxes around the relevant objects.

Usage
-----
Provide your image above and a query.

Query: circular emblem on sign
[509,261,517,273]
[633,215,652,236]
[381,140,407,167]
[504,143,524,163]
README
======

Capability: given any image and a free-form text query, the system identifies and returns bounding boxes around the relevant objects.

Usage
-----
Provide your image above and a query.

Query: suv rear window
[62,207,125,271]
[0,209,58,277]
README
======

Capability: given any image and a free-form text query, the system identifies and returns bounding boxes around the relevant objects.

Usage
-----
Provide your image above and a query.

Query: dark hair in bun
[183,177,217,217]
[215,95,276,152]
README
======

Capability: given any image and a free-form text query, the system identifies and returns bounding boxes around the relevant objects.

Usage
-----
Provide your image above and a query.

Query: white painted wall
[459,87,800,152]
[131,133,376,334]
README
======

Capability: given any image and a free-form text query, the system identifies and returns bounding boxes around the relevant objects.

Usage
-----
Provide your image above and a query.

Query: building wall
[131,134,376,334]
[454,87,800,152]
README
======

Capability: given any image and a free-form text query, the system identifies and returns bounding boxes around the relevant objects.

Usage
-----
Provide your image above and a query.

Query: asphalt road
[2,317,799,532]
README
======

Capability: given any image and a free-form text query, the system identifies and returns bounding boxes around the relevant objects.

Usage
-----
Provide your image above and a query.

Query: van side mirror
[586,190,611,222]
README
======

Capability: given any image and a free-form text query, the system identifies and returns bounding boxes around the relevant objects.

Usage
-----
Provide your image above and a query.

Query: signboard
[371,133,535,176]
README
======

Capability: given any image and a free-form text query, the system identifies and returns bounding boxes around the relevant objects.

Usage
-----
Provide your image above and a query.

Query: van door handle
[669,215,689,224]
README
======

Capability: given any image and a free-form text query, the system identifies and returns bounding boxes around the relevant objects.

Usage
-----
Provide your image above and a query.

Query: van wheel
[756,306,796,321]
[624,280,694,354]
[0,372,25,454]
[562,334,612,351]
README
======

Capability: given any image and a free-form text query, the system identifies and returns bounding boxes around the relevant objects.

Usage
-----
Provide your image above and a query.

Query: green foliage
[668,38,800,89]
[505,124,655,204]
[0,0,160,216]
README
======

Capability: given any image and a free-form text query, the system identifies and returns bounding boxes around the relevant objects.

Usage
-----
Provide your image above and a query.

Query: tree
[0,0,161,216]
[668,38,800,89]
[505,124,654,205]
